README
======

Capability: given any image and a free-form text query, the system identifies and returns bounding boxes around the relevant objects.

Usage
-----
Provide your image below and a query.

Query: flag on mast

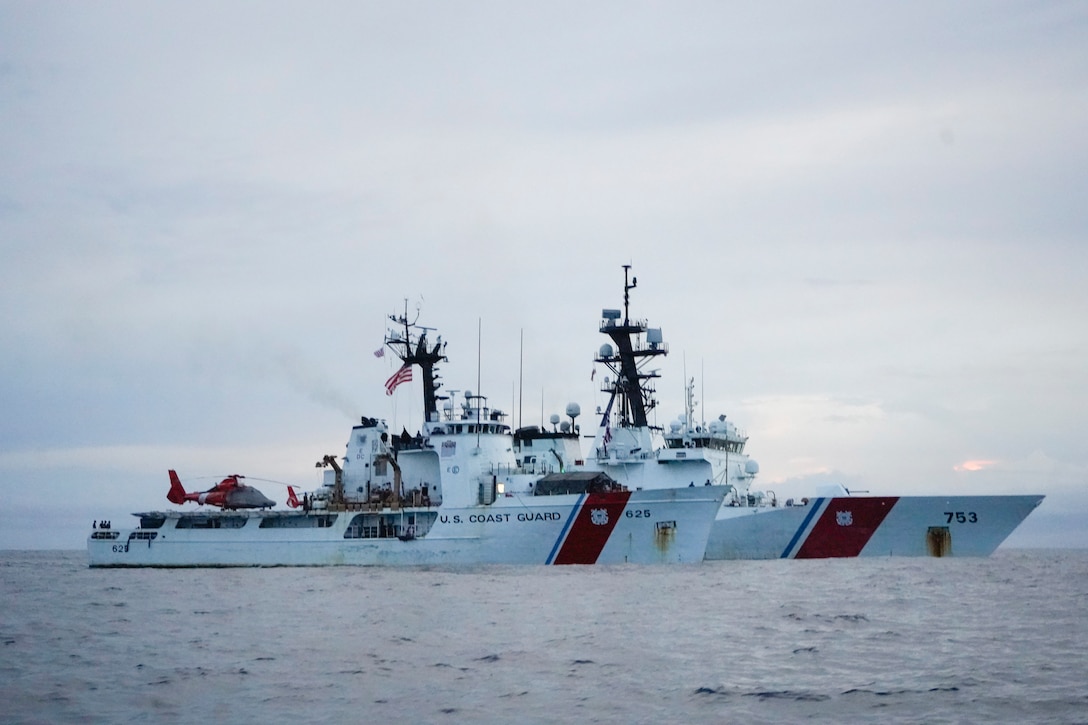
[385,364,412,395]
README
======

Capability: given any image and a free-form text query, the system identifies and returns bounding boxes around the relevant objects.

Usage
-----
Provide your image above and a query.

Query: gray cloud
[1,1,1085,548]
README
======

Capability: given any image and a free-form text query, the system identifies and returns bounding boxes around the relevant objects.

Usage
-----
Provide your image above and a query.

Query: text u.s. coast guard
[440,511,563,524]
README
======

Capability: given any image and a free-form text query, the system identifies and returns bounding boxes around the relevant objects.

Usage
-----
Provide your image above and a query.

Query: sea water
[1,550,1085,724]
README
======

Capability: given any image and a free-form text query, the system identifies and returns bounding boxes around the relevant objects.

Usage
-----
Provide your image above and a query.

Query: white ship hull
[706,494,1045,559]
[88,487,725,567]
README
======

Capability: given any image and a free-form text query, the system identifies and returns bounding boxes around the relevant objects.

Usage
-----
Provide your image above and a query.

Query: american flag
[384,364,412,395]
[373,347,385,358]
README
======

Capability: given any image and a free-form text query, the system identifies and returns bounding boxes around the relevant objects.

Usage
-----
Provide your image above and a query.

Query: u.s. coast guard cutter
[87,302,726,568]
[519,266,1043,558]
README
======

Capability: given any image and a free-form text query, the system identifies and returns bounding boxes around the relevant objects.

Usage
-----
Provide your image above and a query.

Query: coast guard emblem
[836,510,853,526]
[590,508,609,526]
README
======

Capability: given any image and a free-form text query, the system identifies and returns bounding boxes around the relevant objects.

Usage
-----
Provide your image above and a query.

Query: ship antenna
[683,352,690,431]
[518,328,524,431]
[477,317,482,447]
[622,264,637,324]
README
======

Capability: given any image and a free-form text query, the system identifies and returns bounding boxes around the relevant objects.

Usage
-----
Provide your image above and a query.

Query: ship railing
[600,317,648,332]
[327,488,434,512]
[488,462,524,476]
[629,339,669,355]
[593,447,653,462]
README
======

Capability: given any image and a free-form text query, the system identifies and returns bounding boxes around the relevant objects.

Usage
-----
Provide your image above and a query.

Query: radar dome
[560,421,571,432]
[549,414,561,425]
[745,460,760,476]
[599,344,614,358]
[565,402,581,419]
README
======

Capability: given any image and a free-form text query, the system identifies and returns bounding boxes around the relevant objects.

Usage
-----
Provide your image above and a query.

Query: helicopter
[166,470,276,510]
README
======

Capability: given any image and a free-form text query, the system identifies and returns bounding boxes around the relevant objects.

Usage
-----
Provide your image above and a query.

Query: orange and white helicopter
[166,470,281,510]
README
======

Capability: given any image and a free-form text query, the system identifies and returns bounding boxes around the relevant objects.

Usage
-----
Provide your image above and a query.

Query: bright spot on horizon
[954,460,998,472]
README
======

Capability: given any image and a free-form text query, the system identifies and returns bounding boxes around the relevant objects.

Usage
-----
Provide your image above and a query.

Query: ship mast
[385,300,447,422]
[596,265,667,428]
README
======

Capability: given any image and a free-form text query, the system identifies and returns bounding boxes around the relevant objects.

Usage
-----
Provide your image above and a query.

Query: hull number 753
[944,511,978,524]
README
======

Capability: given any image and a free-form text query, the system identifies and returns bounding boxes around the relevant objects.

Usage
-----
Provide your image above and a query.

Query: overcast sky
[2,1,1085,549]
